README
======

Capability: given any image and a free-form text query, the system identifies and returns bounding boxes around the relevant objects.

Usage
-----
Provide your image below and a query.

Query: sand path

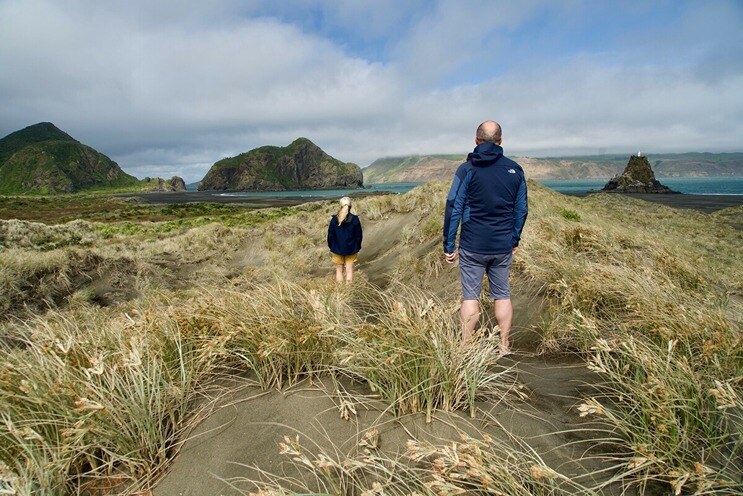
[154,212,622,496]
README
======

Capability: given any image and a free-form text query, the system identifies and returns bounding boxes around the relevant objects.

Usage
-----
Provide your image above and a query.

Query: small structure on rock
[601,155,676,194]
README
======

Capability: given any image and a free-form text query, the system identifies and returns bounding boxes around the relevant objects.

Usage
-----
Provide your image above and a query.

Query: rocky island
[198,138,363,191]
[141,176,187,192]
[600,154,676,193]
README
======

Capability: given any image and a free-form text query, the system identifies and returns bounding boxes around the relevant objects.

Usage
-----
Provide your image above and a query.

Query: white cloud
[0,0,741,183]
[0,0,407,180]
[389,0,543,84]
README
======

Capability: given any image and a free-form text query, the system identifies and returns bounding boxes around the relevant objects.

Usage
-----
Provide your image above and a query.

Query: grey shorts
[459,248,512,300]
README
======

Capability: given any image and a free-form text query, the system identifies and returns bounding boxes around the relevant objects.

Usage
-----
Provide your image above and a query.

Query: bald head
[476,120,502,145]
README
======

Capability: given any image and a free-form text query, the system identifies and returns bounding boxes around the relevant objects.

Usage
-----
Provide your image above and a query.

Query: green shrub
[560,208,581,221]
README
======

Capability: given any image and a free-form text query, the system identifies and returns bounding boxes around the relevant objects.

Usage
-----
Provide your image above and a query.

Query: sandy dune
[154,210,623,495]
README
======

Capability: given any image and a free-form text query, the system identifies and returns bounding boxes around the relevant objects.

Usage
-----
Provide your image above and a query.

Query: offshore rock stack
[141,176,186,192]
[601,155,676,194]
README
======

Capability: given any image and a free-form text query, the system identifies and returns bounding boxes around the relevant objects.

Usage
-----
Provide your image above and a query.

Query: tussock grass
[345,181,742,493]
[0,246,143,320]
[1,181,741,494]
[1,278,520,493]
[513,183,743,493]
[0,219,97,250]
[182,282,351,390]
[339,283,519,421]
[0,303,210,494]
[585,335,742,494]
[712,204,743,230]
[360,184,439,218]
[0,250,90,317]
[147,280,520,417]
[243,431,594,496]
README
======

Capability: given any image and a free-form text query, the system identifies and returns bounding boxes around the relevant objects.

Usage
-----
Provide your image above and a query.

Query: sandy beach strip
[117,189,391,208]
[568,192,743,214]
[622,193,742,213]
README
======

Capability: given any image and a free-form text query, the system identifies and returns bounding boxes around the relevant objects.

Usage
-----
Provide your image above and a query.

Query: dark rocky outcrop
[170,176,187,191]
[199,138,363,191]
[142,176,187,192]
[601,155,676,194]
[0,122,139,194]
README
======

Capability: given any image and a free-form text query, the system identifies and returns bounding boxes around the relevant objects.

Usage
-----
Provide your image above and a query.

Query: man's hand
[512,247,518,255]
[444,250,458,264]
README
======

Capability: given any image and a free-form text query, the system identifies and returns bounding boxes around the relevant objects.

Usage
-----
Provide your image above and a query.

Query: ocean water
[538,176,743,195]
[218,182,421,198]
[204,177,743,198]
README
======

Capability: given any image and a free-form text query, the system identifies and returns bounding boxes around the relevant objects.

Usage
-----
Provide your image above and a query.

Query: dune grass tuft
[243,431,595,496]
[0,303,211,494]
[339,283,520,421]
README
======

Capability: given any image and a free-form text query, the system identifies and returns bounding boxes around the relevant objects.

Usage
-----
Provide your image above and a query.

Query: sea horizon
[195,176,743,197]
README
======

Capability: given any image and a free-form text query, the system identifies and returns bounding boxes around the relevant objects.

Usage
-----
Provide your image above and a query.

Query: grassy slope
[0,123,140,195]
[0,141,140,195]
[0,122,77,165]
[0,185,741,494]
[363,154,462,183]
[535,152,743,177]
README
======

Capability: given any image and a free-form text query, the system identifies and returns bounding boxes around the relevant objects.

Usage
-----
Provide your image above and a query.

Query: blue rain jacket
[443,142,528,254]
[327,213,362,255]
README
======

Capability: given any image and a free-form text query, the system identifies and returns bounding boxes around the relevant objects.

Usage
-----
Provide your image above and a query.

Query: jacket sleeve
[442,165,472,253]
[327,217,336,251]
[354,216,363,251]
[512,176,528,247]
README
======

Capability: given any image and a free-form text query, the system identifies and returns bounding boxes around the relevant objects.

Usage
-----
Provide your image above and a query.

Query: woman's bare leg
[335,264,344,282]
[344,261,354,283]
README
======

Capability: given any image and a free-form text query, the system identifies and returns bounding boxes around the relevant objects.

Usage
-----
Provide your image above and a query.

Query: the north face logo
[508,169,516,174]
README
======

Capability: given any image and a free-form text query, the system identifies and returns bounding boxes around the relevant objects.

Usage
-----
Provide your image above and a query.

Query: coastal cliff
[198,138,363,191]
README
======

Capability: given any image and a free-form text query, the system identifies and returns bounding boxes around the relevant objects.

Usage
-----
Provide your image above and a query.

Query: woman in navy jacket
[327,196,362,283]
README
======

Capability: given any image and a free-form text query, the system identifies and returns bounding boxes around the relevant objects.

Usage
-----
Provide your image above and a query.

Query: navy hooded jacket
[443,142,528,255]
[327,213,362,256]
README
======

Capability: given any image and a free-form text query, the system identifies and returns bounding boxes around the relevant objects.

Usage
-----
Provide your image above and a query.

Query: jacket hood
[467,142,503,167]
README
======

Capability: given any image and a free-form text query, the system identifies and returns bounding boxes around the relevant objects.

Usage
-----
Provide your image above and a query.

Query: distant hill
[0,123,185,194]
[520,153,743,179]
[363,152,743,183]
[361,155,464,184]
[199,138,363,191]
[0,122,140,194]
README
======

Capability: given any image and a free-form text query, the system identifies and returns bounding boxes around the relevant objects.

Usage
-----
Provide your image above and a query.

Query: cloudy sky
[1,0,741,182]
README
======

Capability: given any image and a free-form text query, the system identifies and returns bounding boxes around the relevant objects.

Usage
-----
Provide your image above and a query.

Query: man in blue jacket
[443,121,528,354]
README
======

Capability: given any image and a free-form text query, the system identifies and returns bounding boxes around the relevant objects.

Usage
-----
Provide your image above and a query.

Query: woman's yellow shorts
[331,252,358,265]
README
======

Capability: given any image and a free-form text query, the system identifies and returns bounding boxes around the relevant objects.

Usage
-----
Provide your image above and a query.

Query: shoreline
[120,190,743,214]
[117,189,389,208]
